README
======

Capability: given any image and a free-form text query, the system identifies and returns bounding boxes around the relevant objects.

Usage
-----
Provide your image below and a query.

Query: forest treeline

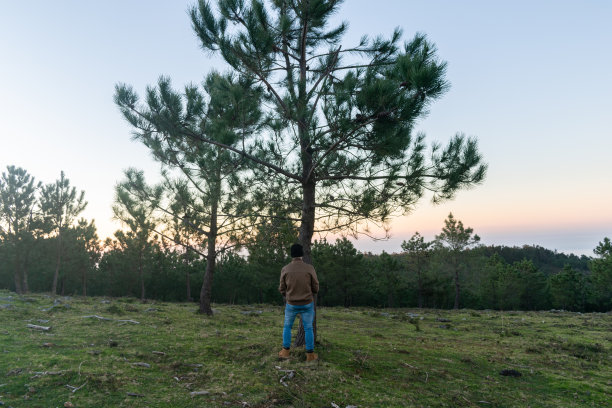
[1,166,610,313]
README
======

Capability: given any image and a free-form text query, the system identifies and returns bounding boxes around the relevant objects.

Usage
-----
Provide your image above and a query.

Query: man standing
[278,243,319,361]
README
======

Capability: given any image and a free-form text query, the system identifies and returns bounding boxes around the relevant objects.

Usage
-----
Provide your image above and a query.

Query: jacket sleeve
[310,268,319,294]
[279,268,287,296]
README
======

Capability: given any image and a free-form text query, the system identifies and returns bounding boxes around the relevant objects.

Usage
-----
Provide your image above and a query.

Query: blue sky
[1,1,611,255]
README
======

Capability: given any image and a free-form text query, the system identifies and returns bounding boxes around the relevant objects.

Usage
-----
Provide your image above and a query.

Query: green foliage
[401,232,432,308]
[473,244,590,276]
[0,166,41,237]
[212,251,257,303]
[39,171,87,232]
[435,213,480,309]
[514,259,548,310]
[593,237,611,258]
[59,219,100,296]
[435,212,480,252]
[312,238,365,307]
[113,171,158,243]
[118,0,487,264]
[549,265,587,311]
[115,71,264,314]
[231,220,296,304]
[370,251,405,308]
[39,171,87,294]
[0,166,42,294]
[113,173,160,301]
[588,237,612,311]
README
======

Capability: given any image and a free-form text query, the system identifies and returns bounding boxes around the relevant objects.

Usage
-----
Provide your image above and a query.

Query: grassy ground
[0,290,610,407]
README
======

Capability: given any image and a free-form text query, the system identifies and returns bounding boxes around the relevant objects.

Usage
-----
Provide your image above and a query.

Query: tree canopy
[115,0,487,265]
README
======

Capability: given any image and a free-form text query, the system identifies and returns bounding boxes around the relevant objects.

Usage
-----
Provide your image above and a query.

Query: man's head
[290,243,304,258]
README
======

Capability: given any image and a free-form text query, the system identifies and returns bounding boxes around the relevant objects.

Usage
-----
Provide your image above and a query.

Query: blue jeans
[282,302,315,351]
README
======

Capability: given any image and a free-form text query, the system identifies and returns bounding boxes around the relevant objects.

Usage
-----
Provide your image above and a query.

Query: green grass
[0,290,610,407]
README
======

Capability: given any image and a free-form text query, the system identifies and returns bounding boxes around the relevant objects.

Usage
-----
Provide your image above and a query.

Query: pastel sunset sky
[1,1,610,255]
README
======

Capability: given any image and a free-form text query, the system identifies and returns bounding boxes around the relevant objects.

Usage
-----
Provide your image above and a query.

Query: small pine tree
[435,213,480,309]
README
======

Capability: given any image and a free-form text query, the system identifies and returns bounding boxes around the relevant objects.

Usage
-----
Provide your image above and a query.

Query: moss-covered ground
[0,290,610,407]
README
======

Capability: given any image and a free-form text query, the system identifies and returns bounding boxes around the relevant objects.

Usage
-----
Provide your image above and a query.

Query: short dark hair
[290,243,304,258]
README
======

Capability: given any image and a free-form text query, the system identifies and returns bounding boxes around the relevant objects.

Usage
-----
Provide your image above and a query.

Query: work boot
[278,348,290,359]
[306,352,318,362]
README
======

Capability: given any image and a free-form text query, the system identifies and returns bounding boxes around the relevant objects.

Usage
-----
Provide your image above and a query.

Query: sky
[1,1,611,256]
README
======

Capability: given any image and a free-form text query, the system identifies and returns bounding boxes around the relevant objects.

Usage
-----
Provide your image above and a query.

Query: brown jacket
[279,258,319,305]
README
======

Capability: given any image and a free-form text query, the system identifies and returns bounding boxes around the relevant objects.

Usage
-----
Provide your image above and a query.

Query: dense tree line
[0,166,92,296]
[1,231,607,312]
[1,172,609,312]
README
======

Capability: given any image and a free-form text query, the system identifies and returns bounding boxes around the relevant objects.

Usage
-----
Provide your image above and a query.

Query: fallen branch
[81,315,112,321]
[190,390,210,396]
[31,370,65,379]
[505,362,534,372]
[26,324,51,331]
[275,366,296,387]
[81,315,140,324]
[65,381,87,393]
[117,319,140,325]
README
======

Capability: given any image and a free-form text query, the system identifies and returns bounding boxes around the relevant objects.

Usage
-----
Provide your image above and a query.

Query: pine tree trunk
[22,266,29,294]
[22,248,30,294]
[199,198,218,315]
[51,230,62,295]
[186,271,192,302]
[13,233,23,294]
[185,250,192,302]
[453,254,460,309]
[82,267,87,297]
[199,240,216,315]
[139,248,145,301]
[294,179,317,347]
[13,245,22,294]
[417,271,423,308]
[13,266,22,295]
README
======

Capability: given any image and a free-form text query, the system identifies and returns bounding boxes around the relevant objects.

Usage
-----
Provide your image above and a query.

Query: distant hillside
[471,245,591,275]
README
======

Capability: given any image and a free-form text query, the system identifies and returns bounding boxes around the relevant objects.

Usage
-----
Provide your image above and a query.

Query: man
[278,243,319,361]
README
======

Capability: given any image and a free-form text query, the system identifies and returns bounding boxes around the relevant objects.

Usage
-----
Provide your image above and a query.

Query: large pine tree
[116,0,486,260]
[115,0,487,339]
